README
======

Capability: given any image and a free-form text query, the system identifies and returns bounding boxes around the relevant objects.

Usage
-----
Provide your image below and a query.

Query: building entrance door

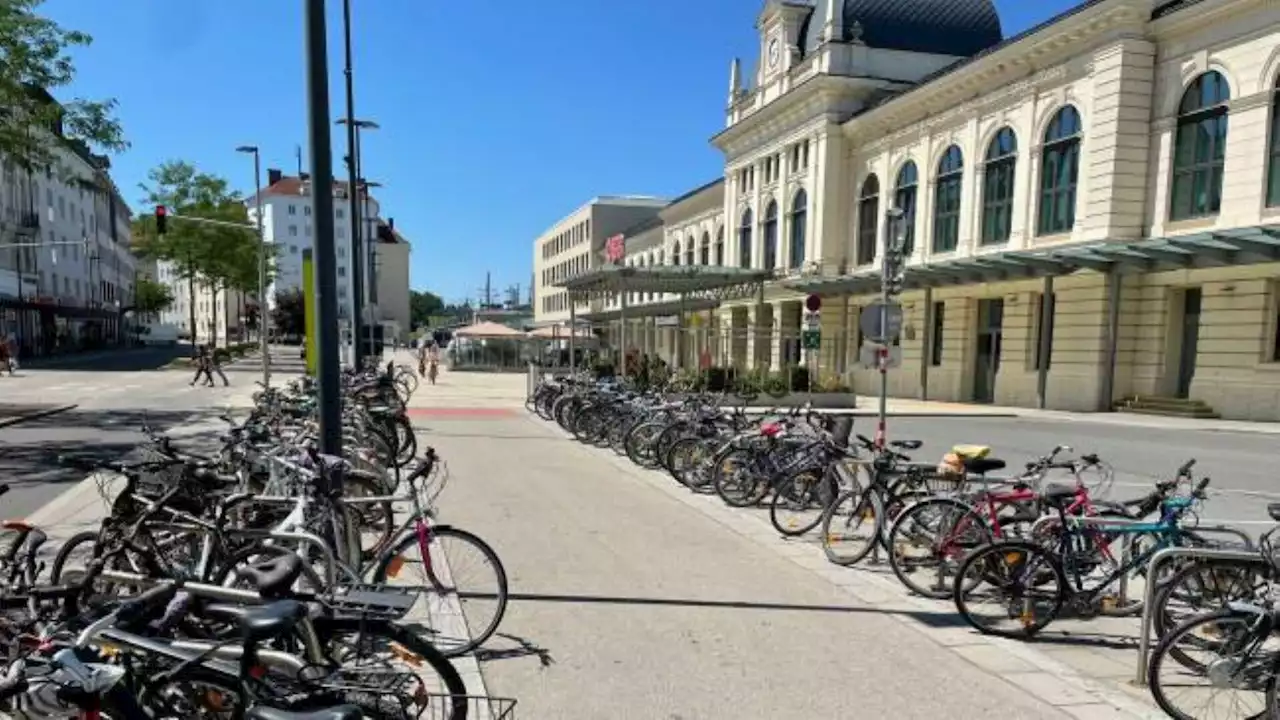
[1175,288,1202,399]
[973,298,1004,404]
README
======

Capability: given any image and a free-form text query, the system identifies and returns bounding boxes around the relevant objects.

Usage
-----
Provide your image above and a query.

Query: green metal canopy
[785,224,1280,296]
[556,264,773,302]
[577,296,719,322]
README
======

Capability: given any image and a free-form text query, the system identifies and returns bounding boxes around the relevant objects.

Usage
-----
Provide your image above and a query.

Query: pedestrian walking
[190,344,214,387]
[209,347,230,386]
[4,332,17,375]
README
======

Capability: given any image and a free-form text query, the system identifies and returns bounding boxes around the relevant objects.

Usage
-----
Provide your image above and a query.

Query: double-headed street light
[335,117,378,364]
[236,144,271,387]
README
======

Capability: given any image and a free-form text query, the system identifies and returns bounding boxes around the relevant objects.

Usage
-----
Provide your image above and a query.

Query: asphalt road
[880,415,1276,531]
[0,345,291,519]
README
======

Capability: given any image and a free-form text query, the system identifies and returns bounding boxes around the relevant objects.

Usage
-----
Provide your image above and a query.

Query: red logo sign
[604,234,625,263]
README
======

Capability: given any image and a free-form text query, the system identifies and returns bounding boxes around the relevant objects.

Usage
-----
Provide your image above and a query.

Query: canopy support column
[920,287,933,401]
[620,291,629,378]
[568,299,577,376]
[1036,275,1054,409]
[1099,270,1122,412]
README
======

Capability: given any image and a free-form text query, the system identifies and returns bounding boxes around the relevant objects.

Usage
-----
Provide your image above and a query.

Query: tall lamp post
[336,117,378,365]
[236,145,271,387]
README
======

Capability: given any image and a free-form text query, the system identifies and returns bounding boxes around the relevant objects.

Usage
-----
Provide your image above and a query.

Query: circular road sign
[804,294,822,313]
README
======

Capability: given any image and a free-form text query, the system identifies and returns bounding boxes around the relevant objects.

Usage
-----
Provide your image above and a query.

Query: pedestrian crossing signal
[155,205,168,234]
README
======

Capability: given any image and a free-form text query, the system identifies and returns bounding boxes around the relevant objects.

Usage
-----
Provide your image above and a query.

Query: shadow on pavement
[21,346,192,372]
[499,590,952,622]
[0,407,221,489]
[475,632,556,668]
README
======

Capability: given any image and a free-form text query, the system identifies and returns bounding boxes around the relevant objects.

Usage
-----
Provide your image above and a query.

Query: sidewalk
[0,402,77,428]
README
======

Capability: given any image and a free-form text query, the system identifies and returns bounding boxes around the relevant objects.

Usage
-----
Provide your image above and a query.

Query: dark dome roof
[799,0,1003,58]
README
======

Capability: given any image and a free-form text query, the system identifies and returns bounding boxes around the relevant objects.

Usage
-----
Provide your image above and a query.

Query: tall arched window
[856,175,879,265]
[763,201,778,270]
[715,226,725,265]
[788,190,807,269]
[700,232,711,265]
[1171,71,1230,220]
[894,162,918,255]
[933,145,964,253]
[636,256,646,304]
[1268,75,1280,206]
[685,237,695,266]
[1038,106,1082,235]
[981,127,1018,246]
[738,209,753,268]
[671,241,681,266]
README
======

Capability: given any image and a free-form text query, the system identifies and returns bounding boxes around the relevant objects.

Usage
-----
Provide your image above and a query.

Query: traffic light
[155,205,167,234]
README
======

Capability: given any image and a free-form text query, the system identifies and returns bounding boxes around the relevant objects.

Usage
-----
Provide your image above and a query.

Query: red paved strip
[407,407,517,418]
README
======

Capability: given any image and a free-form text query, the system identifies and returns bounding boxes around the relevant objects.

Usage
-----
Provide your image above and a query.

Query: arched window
[715,226,725,265]
[763,201,778,270]
[685,237,695,266]
[788,190,807,269]
[738,209,753,268]
[672,241,681,266]
[1268,75,1280,206]
[636,256,645,304]
[1171,71,1230,220]
[894,162,918,255]
[856,175,879,265]
[1038,106,1082,235]
[700,231,711,265]
[932,145,964,253]
[981,128,1017,245]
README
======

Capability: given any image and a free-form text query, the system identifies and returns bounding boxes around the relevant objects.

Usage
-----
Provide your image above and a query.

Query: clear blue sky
[46,0,1076,304]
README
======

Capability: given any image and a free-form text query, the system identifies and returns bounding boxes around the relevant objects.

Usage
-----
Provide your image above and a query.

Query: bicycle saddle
[1268,502,1280,522]
[890,439,922,451]
[246,706,363,720]
[240,599,308,645]
[1041,483,1078,508]
[963,457,1006,475]
[237,554,304,599]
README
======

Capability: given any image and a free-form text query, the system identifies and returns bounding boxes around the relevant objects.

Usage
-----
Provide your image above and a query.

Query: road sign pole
[877,208,908,449]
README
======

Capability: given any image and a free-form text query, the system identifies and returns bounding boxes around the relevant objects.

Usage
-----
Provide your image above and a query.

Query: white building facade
[0,138,137,355]
[564,0,1280,421]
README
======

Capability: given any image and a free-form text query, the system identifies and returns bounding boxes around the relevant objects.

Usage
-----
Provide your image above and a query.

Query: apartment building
[550,0,1280,422]
[373,222,411,341]
[532,196,667,324]
[0,127,137,355]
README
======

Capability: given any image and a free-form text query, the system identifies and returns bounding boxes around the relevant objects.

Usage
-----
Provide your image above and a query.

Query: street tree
[410,290,444,329]
[134,160,256,347]
[0,1,127,172]
[272,288,306,338]
[131,277,174,319]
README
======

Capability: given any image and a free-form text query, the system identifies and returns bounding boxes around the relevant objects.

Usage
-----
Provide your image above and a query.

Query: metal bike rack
[1133,545,1266,686]
[224,528,351,586]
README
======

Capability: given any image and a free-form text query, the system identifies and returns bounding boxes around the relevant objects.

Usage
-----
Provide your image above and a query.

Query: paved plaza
[6,348,1277,717]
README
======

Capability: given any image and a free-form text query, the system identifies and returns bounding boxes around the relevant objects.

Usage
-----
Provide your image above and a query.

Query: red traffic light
[155,205,166,217]
[155,205,168,234]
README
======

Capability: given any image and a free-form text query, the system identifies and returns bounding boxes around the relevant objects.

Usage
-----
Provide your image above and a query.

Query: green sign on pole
[801,329,821,350]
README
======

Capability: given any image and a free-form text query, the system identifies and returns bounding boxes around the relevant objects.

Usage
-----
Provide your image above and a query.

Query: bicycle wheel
[952,540,1066,639]
[1149,609,1278,720]
[768,466,838,537]
[887,497,993,599]
[819,487,884,567]
[372,526,508,658]
[1152,558,1272,663]
[713,447,770,508]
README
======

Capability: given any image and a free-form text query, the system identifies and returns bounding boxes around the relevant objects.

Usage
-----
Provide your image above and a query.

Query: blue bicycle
[952,465,1211,639]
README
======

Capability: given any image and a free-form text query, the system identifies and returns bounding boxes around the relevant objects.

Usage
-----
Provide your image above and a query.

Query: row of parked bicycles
[529,373,1280,720]
[0,361,512,719]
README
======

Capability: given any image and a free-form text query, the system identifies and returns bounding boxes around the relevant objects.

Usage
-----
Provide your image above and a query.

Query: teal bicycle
[951,464,1211,639]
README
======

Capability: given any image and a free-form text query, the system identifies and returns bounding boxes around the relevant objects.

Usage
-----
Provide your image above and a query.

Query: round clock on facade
[767,38,780,68]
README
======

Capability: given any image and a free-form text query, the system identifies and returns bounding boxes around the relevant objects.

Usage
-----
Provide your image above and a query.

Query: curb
[0,403,78,429]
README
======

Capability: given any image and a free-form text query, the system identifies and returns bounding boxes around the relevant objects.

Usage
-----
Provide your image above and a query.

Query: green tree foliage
[0,1,126,171]
[133,160,265,346]
[272,288,305,337]
[410,290,444,328]
[131,277,173,316]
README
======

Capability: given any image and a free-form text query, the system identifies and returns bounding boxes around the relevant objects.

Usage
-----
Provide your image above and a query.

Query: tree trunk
[209,279,219,349]
[187,272,198,347]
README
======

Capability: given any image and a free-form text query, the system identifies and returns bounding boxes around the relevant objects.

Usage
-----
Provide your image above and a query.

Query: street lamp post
[236,145,271,387]
[336,117,378,366]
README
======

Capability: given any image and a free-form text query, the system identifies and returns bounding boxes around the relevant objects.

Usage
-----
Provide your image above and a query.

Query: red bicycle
[886,446,1125,599]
